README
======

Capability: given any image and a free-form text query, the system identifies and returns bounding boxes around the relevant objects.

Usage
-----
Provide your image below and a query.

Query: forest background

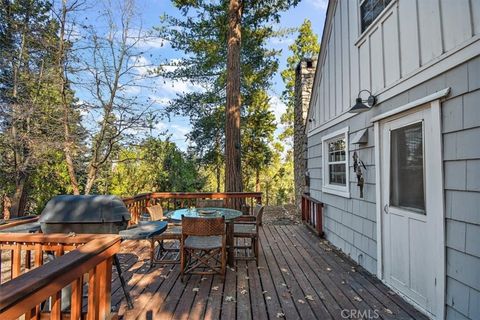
[0,0,322,217]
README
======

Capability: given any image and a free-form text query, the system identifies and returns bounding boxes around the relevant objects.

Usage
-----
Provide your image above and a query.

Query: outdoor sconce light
[348,89,376,113]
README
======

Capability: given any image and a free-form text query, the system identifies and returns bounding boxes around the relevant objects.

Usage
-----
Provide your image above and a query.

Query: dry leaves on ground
[384,308,393,315]
[305,295,314,301]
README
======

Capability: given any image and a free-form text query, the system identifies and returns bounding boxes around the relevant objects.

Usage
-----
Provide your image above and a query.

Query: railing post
[98,257,113,320]
[301,196,304,221]
[71,277,83,320]
[316,203,323,236]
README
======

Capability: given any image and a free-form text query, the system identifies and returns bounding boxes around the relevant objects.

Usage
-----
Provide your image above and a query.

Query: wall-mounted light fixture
[348,89,376,113]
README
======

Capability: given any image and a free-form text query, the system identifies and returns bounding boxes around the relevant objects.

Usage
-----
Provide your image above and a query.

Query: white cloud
[269,94,287,125]
[133,55,155,76]
[170,124,190,136]
[307,0,329,10]
[138,37,169,49]
[269,37,294,46]
[148,95,171,106]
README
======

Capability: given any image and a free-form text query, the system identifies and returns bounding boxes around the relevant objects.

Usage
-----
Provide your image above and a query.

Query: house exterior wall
[308,55,480,320]
[308,0,480,129]
[305,1,480,319]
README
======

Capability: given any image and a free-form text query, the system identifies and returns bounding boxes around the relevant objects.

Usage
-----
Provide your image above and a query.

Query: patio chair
[147,204,182,265]
[180,216,226,282]
[196,199,224,208]
[233,204,264,260]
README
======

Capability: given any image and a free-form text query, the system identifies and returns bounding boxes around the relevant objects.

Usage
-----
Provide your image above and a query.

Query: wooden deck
[112,224,428,320]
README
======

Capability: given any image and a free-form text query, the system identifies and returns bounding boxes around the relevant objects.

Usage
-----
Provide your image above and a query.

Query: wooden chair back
[147,205,165,221]
[253,204,264,226]
[196,199,224,208]
[181,216,225,237]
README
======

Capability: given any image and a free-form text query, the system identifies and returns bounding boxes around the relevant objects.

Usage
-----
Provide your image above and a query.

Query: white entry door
[380,105,443,318]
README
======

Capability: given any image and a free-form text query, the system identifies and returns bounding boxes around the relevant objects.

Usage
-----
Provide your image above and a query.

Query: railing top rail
[0,235,120,316]
[0,216,39,231]
[0,233,101,244]
[302,194,324,206]
[123,192,263,202]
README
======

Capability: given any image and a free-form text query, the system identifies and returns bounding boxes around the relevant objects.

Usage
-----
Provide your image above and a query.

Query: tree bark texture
[59,0,80,195]
[225,0,243,202]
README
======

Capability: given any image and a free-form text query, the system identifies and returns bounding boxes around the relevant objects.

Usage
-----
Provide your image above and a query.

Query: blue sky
[76,0,328,151]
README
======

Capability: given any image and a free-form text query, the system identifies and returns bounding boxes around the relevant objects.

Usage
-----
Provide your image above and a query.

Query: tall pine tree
[158,0,299,196]
[280,19,320,140]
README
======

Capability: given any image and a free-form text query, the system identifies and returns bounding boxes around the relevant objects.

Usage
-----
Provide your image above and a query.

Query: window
[360,0,392,33]
[322,127,350,198]
[389,121,425,214]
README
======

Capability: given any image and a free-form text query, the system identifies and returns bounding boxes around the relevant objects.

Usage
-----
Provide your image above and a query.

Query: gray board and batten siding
[305,0,480,319]
[307,57,480,320]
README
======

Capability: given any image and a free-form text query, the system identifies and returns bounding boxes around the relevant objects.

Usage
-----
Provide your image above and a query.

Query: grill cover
[39,195,131,234]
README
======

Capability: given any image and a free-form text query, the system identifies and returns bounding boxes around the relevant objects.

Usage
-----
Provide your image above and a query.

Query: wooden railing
[301,194,324,236]
[0,216,39,231]
[0,234,121,320]
[123,192,262,224]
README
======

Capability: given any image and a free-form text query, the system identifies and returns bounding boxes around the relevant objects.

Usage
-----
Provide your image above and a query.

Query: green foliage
[280,19,320,140]
[108,137,205,197]
[158,0,299,196]
[28,151,73,213]
[242,90,276,190]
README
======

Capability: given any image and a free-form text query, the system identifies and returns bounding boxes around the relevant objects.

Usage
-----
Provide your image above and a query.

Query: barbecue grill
[39,195,165,310]
[39,195,130,234]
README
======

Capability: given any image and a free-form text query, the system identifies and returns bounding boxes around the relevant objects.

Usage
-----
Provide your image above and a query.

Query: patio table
[169,207,242,266]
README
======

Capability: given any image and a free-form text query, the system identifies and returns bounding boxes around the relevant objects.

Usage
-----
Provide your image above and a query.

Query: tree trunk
[58,0,80,195]
[265,183,270,206]
[255,169,260,192]
[216,163,221,193]
[225,0,243,207]
[2,195,12,220]
[10,173,28,217]
[84,166,97,195]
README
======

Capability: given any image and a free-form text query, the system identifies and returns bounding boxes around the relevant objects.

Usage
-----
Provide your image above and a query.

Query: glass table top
[168,207,242,221]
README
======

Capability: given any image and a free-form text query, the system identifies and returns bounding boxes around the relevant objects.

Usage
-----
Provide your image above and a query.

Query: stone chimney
[294,58,316,211]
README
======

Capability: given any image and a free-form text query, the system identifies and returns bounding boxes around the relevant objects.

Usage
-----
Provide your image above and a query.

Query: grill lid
[39,195,131,223]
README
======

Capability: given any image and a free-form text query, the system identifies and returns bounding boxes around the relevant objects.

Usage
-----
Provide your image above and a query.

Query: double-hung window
[322,127,350,198]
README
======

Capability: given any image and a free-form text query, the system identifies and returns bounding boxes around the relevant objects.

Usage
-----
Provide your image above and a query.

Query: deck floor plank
[278,225,396,319]
[289,224,428,320]
[274,225,350,318]
[263,226,328,320]
[258,227,303,319]
[107,224,430,320]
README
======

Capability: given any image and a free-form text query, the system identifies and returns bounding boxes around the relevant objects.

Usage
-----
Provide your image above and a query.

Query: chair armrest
[235,216,256,222]
[234,221,257,225]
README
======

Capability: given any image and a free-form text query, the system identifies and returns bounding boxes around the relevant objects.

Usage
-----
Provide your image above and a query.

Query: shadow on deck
[113,224,427,320]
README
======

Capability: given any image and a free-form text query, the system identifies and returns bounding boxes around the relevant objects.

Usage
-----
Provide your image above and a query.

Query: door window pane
[390,122,425,213]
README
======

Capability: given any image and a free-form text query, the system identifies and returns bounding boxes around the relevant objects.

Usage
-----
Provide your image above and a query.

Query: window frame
[356,0,396,42]
[322,127,350,198]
